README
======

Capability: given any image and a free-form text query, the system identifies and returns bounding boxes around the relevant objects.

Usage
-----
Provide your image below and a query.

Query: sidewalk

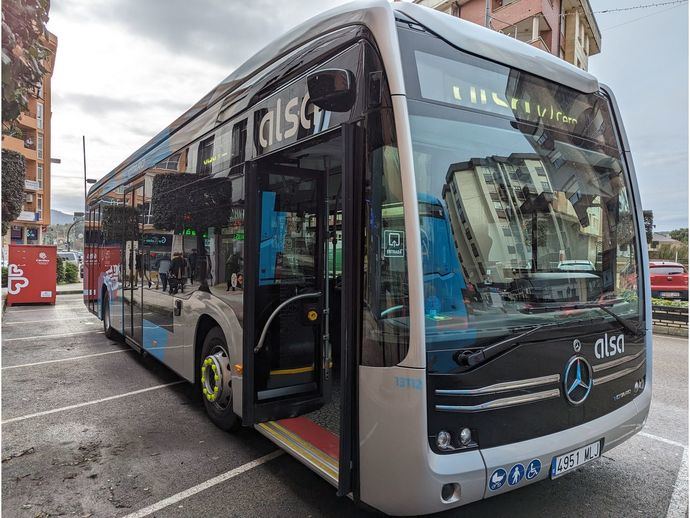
[57,282,83,295]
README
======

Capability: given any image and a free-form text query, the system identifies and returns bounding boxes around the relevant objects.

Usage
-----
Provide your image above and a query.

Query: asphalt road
[2,294,687,517]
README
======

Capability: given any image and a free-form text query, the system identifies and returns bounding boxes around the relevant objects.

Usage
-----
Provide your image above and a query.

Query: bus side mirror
[307,69,356,112]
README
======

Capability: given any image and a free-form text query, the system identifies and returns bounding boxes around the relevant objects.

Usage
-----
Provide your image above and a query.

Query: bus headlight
[459,427,472,446]
[436,430,452,450]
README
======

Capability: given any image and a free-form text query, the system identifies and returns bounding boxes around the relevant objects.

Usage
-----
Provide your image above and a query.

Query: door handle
[254,292,322,353]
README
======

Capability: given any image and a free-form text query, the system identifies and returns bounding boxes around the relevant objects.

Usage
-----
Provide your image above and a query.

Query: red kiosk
[7,244,57,306]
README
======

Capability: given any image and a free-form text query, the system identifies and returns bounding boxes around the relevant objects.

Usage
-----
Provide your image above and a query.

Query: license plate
[551,440,601,478]
[661,292,680,298]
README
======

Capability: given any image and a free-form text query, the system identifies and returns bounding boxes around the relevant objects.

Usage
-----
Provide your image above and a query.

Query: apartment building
[412,0,601,70]
[2,30,58,246]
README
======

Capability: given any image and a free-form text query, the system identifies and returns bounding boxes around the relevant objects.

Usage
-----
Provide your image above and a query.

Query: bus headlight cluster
[436,428,473,451]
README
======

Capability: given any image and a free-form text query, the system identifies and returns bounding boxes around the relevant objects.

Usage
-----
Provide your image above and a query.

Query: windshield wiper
[458,322,559,368]
[557,301,644,337]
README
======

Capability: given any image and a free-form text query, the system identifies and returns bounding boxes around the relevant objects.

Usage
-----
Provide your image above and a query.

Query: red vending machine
[7,244,58,306]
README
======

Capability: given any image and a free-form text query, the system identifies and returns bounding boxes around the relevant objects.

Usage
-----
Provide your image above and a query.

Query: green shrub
[651,298,688,308]
[56,256,65,284]
[1,266,7,288]
[64,262,79,284]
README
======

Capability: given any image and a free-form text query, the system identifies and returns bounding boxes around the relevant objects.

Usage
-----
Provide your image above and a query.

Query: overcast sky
[47,0,688,230]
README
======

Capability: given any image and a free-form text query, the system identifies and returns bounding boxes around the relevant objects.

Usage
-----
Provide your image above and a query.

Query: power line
[601,2,686,31]
[595,0,687,14]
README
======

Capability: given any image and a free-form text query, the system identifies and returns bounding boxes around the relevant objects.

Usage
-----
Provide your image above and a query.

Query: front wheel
[200,326,240,432]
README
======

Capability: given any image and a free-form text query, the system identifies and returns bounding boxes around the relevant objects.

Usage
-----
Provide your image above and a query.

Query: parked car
[57,251,84,278]
[650,261,688,300]
[557,260,596,272]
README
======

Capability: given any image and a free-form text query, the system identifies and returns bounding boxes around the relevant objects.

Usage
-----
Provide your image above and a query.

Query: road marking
[666,447,688,518]
[3,330,104,342]
[641,432,687,449]
[3,317,98,325]
[2,381,184,424]
[2,349,132,370]
[121,450,284,518]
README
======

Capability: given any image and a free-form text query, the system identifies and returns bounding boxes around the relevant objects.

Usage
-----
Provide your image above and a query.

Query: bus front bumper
[428,383,651,508]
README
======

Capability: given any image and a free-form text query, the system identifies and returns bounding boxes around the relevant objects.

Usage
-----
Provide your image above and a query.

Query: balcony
[1,134,38,161]
[18,112,37,130]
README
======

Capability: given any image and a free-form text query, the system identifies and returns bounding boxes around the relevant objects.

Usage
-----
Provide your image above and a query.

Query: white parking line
[3,330,104,341]
[121,450,284,518]
[666,448,688,518]
[2,381,184,424]
[2,349,132,370]
[641,432,687,449]
[3,317,98,325]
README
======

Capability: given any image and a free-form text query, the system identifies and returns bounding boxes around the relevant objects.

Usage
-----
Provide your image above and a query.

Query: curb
[653,325,689,338]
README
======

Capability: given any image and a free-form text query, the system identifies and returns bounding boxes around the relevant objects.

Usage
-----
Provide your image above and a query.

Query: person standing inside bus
[158,254,171,292]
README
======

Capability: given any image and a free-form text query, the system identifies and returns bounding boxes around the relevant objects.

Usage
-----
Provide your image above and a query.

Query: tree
[643,210,654,245]
[2,149,26,235]
[669,228,688,245]
[2,0,50,124]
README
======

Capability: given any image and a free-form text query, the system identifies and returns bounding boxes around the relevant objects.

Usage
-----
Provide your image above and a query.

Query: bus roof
[89,0,599,199]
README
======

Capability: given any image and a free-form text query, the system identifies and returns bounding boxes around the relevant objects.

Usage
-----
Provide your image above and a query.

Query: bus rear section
[354,11,651,515]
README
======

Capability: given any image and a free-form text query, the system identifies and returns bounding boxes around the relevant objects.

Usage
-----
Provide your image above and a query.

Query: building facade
[2,30,58,247]
[412,0,601,70]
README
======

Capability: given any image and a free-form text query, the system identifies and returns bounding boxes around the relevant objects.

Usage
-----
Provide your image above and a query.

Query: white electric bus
[84,2,651,514]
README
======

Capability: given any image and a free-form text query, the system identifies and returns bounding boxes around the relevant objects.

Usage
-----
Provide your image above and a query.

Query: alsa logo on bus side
[257,93,323,149]
[594,333,624,359]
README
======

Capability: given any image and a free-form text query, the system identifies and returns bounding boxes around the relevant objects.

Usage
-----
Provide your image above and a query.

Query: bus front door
[244,163,330,423]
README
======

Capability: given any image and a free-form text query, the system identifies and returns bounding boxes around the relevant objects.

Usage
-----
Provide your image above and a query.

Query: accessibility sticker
[526,459,541,480]
[508,463,525,486]
[488,468,507,491]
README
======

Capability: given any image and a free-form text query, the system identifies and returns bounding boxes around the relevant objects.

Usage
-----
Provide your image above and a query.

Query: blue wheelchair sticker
[488,468,507,491]
[526,459,541,480]
[508,463,525,486]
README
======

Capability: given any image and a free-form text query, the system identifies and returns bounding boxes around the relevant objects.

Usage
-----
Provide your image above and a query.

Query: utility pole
[485,0,491,28]
[82,136,87,202]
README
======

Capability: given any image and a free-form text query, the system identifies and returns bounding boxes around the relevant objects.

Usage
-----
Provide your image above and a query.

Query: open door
[123,183,144,346]
[243,138,333,424]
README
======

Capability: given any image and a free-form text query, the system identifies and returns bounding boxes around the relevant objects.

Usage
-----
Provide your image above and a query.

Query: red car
[650,261,688,300]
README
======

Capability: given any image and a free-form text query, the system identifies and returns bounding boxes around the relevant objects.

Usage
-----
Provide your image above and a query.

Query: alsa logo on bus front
[257,92,324,150]
[594,333,624,359]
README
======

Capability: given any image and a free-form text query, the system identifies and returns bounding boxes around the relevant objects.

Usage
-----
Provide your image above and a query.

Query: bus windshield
[401,33,642,349]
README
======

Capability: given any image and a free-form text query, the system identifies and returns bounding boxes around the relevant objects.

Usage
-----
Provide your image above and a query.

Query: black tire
[102,291,119,340]
[200,326,240,432]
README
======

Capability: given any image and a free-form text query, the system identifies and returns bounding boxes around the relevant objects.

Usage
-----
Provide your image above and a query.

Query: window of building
[483,173,494,184]
[535,166,546,176]
[471,243,479,257]
[502,227,512,237]
[37,164,43,189]
[159,153,181,171]
[37,134,43,160]
[490,192,500,202]
[507,245,516,254]
[541,181,552,192]
[496,209,507,219]
[465,227,472,241]
[37,102,44,130]
[477,262,486,275]
[37,194,43,220]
